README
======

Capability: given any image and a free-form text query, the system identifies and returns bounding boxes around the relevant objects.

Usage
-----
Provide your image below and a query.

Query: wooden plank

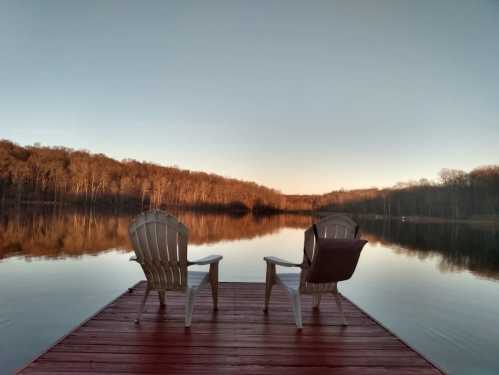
[51,345,420,357]
[17,282,445,374]
[21,363,444,375]
[80,321,391,336]
[39,352,430,366]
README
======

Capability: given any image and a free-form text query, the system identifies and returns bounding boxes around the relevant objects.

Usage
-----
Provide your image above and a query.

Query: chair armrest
[188,254,223,266]
[264,256,301,268]
[129,255,139,262]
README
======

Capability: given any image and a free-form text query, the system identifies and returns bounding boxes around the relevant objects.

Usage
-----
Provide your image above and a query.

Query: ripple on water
[0,316,12,329]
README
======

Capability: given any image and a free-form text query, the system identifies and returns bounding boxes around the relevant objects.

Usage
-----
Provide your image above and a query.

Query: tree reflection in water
[1,208,498,280]
[0,207,313,259]
[357,217,499,281]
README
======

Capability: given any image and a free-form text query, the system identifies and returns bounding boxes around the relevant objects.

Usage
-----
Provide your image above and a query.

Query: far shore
[2,200,499,225]
[345,212,499,225]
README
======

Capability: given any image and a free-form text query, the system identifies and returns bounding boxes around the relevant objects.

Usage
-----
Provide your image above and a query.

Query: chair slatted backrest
[300,215,360,292]
[312,214,359,239]
[129,210,189,291]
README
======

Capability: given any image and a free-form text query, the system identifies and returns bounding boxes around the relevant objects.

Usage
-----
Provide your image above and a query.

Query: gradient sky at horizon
[1,1,498,194]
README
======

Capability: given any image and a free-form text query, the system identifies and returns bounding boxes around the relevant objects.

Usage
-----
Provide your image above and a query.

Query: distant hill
[1,139,498,219]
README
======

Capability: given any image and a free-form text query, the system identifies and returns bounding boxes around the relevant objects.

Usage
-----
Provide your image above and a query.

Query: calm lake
[1,208,499,374]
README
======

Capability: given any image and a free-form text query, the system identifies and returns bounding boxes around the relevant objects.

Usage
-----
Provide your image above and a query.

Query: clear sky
[1,1,498,194]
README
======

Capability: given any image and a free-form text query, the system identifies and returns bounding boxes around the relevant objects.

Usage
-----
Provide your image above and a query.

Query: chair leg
[209,263,219,311]
[290,290,303,329]
[333,291,348,326]
[158,291,166,307]
[135,286,150,324]
[312,294,322,309]
[185,287,196,327]
[264,263,276,312]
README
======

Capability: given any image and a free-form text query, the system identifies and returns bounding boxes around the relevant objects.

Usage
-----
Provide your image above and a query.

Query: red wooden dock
[18,281,444,374]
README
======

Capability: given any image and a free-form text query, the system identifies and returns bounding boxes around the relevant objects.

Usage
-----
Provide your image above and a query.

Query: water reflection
[357,217,499,281]
[0,208,312,259]
[2,208,499,375]
[1,208,499,281]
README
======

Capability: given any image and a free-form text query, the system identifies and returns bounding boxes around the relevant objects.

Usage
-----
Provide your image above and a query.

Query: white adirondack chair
[263,214,366,329]
[128,210,223,327]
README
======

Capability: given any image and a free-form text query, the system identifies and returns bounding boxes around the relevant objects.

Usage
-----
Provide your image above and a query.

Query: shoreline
[2,200,499,224]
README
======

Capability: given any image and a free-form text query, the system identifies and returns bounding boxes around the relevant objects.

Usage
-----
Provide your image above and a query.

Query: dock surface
[18,281,444,374]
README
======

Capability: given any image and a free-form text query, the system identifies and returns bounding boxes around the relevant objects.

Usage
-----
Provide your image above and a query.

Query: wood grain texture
[18,282,445,374]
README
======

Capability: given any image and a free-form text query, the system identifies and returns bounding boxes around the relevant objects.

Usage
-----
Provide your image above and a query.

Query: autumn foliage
[0,140,284,211]
[1,139,498,219]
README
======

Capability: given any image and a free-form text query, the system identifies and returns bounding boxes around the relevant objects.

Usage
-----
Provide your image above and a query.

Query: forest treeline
[318,167,499,219]
[1,139,498,219]
[0,140,285,211]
